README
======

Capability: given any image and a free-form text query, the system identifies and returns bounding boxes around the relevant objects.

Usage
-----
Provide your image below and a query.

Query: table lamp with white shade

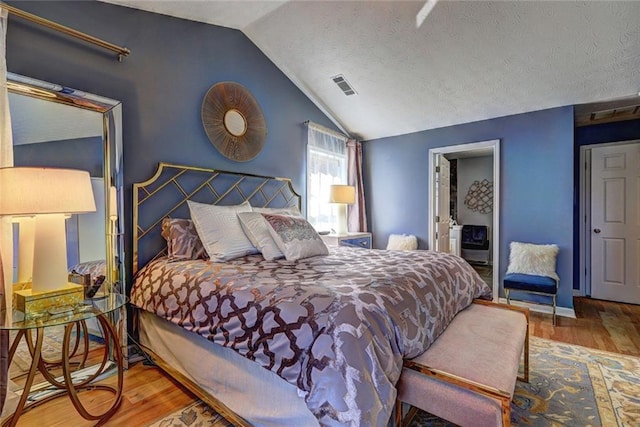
[329,184,355,235]
[0,167,96,313]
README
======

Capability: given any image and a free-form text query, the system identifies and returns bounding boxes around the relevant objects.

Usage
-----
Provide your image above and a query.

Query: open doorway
[428,139,500,300]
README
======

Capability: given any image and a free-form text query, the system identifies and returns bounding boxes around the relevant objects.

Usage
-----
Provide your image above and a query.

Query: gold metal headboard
[133,162,302,274]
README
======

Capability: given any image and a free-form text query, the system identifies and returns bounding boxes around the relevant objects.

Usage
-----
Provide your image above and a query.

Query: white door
[591,143,640,304]
[435,155,450,253]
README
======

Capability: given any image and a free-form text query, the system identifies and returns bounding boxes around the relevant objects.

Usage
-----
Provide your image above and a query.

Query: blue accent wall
[6,1,339,286]
[14,137,103,177]
[576,119,640,146]
[364,106,575,309]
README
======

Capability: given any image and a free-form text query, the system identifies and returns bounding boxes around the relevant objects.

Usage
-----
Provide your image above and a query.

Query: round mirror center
[224,109,247,137]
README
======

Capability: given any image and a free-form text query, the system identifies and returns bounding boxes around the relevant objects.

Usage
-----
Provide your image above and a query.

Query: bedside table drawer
[321,232,372,249]
[340,237,371,249]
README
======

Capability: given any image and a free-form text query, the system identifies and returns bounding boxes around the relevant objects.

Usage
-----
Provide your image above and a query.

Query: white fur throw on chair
[386,234,418,251]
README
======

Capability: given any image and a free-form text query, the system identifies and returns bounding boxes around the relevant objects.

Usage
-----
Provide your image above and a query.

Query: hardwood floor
[12,359,195,427]
[10,297,640,426]
[530,297,640,357]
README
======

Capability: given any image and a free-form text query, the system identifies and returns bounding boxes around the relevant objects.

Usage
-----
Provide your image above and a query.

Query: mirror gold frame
[201,81,267,162]
[6,72,125,358]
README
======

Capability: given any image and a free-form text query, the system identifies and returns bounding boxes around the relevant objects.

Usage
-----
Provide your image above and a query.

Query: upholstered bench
[395,300,529,427]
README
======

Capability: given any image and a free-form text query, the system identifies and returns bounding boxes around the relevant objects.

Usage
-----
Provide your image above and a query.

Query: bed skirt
[138,311,318,427]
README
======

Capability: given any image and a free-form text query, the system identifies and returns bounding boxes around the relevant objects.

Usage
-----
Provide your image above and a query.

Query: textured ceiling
[103,1,640,140]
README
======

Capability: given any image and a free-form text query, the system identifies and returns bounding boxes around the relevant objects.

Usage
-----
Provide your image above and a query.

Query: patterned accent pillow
[237,212,285,261]
[262,213,328,261]
[506,241,559,281]
[68,259,106,278]
[188,200,259,262]
[161,218,207,261]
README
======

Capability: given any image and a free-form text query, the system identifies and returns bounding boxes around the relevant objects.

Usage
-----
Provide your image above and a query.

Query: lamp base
[13,282,84,318]
[336,203,348,235]
[31,213,70,293]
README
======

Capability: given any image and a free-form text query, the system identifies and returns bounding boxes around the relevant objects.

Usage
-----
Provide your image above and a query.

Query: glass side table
[0,293,127,427]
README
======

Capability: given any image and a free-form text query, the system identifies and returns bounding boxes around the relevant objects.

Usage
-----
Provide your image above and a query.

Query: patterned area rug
[10,325,102,377]
[148,337,640,426]
[147,401,232,427]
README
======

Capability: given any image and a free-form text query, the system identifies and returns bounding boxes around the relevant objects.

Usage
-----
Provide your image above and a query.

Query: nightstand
[1,294,127,426]
[321,232,372,249]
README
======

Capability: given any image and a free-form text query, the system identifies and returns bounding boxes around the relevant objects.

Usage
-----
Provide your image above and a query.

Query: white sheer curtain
[306,123,348,232]
[0,7,12,415]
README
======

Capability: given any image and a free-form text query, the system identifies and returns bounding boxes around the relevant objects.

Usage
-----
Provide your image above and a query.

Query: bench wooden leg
[393,401,420,427]
[394,399,403,427]
[404,405,418,426]
[501,396,511,427]
[516,305,530,383]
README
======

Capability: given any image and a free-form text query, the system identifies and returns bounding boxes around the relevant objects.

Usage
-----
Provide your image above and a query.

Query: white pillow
[252,206,302,217]
[187,200,258,262]
[386,234,418,251]
[506,241,559,281]
[237,212,285,261]
[262,213,328,261]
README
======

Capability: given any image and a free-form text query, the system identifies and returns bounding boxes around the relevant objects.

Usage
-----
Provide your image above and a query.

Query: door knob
[593,228,601,234]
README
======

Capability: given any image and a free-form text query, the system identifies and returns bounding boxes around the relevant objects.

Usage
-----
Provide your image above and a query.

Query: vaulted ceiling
[103,1,640,140]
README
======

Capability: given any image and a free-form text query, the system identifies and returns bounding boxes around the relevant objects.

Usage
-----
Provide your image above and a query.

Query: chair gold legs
[504,288,557,326]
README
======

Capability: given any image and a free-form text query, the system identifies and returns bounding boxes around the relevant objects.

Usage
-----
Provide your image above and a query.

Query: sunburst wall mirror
[201,81,267,162]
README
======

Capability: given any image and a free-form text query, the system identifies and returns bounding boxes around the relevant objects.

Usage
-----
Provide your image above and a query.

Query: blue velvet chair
[504,274,558,325]
[503,242,559,325]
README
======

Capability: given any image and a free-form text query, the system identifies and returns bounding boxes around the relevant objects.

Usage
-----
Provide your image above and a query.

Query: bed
[69,260,106,289]
[130,163,491,426]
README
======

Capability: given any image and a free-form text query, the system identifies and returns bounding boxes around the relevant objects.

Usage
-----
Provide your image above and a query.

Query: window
[306,124,347,231]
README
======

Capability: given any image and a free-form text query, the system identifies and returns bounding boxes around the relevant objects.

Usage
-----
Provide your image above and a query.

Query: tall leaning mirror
[5,72,125,386]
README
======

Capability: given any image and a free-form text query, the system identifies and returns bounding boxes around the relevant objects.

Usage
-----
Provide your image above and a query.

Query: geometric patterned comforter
[130,246,491,426]
[69,259,106,279]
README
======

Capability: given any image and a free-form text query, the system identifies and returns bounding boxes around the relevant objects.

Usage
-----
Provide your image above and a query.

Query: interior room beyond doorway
[429,139,499,298]
[446,151,494,289]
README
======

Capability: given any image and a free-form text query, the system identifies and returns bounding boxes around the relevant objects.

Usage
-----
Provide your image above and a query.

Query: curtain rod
[304,120,350,141]
[1,2,130,61]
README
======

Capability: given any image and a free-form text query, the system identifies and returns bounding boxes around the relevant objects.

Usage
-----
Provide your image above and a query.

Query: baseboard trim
[498,298,576,319]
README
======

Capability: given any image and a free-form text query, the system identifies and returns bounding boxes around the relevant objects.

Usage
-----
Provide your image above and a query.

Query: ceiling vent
[331,74,357,96]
